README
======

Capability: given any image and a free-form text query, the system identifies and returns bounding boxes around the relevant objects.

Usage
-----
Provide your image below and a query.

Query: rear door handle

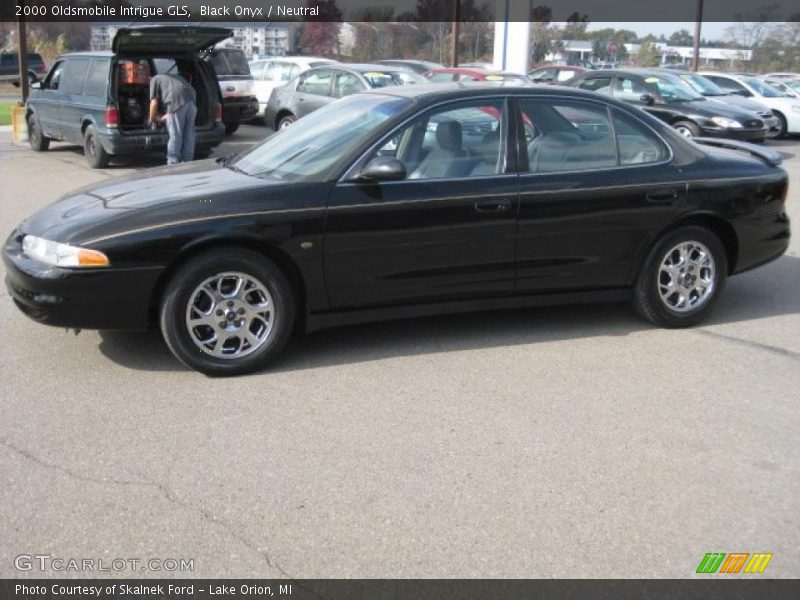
[475,198,512,213]
[646,189,679,203]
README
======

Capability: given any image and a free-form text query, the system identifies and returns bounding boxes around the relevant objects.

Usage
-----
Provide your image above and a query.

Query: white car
[248,56,337,118]
[765,78,800,100]
[699,72,800,137]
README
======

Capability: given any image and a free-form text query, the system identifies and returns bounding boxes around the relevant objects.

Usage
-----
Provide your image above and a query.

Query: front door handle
[646,189,679,203]
[475,198,512,213]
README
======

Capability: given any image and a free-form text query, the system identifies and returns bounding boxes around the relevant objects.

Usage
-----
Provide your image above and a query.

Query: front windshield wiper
[217,153,249,175]
[251,146,312,178]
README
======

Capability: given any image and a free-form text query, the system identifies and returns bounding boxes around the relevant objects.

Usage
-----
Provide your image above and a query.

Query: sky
[589,22,732,41]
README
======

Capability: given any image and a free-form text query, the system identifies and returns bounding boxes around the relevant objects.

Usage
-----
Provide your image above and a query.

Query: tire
[771,112,788,139]
[673,120,700,138]
[159,249,296,376]
[194,147,212,160]
[83,125,110,168]
[27,113,50,151]
[633,225,728,328]
[277,114,296,130]
[224,122,240,136]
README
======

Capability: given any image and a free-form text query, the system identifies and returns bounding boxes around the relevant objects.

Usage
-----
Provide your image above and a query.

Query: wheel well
[664,214,739,274]
[147,240,307,326]
[81,120,92,135]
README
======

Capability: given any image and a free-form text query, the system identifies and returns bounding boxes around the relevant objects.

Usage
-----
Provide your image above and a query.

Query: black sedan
[570,69,770,142]
[4,85,790,376]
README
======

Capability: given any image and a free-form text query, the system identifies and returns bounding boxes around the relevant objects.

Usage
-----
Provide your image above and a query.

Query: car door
[515,95,684,293]
[704,75,752,98]
[612,74,678,124]
[324,97,519,308]
[293,68,334,118]
[332,70,366,99]
[33,59,67,139]
[575,75,613,96]
[58,56,91,145]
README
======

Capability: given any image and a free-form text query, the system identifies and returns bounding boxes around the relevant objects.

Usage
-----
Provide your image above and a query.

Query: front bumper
[222,96,259,124]
[698,126,767,142]
[3,232,162,330]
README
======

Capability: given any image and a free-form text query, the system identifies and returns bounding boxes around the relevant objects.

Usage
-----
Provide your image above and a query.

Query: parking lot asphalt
[1,124,798,578]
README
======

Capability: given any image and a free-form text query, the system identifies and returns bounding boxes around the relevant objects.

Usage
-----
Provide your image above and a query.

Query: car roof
[358,80,620,102]
[335,63,410,73]
[55,51,114,59]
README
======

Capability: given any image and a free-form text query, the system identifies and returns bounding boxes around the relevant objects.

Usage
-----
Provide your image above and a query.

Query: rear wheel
[277,114,296,130]
[84,125,110,168]
[673,120,700,138]
[194,147,212,160]
[634,226,727,328]
[159,249,296,376]
[224,122,240,135]
[27,113,50,151]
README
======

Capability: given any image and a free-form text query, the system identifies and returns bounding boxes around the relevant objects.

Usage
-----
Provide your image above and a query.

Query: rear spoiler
[692,137,783,167]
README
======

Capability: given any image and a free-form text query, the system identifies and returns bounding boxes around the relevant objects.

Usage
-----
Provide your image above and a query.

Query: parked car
[570,69,770,142]
[425,68,529,84]
[0,52,47,86]
[674,72,780,138]
[764,72,799,80]
[5,84,789,375]
[207,47,258,135]
[764,78,800,99]
[698,72,800,138]
[249,56,337,119]
[25,27,226,168]
[264,64,425,130]
[528,66,586,84]
[373,59,443,74]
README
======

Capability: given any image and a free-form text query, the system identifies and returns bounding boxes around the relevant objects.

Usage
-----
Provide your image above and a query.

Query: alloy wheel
[657,241,716,313]
[185,271,275,359]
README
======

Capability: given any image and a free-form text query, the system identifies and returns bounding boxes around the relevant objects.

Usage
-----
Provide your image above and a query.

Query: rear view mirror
[356,156,407,181]
[640,93,655,105]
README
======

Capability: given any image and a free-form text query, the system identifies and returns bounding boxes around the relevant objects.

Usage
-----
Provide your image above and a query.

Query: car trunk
[111,26,230,135]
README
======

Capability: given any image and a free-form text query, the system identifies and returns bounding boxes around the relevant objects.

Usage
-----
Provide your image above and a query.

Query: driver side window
[370,100,506,180]
[44,60,65,90]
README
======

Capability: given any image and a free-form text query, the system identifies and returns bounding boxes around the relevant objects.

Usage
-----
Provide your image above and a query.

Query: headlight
[710,116,743,128]
[22,235,109,268]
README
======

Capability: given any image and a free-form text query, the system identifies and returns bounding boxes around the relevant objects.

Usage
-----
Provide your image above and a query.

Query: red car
[528,66,586,85]
[424,67,529,84]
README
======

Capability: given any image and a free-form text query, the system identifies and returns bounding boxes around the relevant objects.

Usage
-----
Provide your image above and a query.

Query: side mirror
[640,93,655,105]
[356,156,407,182]
[30,81,41,89]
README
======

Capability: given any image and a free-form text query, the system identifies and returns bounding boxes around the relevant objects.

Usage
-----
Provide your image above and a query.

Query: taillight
[214,103,222,123]
[104,105,119,128]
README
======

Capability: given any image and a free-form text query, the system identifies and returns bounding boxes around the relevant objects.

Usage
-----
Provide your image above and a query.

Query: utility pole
[692,0,704,72]
[449,0,460,67]
[18,1,30,102]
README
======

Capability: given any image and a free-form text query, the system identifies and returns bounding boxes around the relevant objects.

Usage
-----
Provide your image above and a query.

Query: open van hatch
[112,26,231,56]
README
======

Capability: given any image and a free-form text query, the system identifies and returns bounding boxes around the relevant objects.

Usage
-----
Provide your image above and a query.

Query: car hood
[17,160,309,246]
[705,95,771,113]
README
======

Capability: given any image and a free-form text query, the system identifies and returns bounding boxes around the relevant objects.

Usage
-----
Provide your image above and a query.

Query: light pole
[692,0,704,72]
[450,0,460,67]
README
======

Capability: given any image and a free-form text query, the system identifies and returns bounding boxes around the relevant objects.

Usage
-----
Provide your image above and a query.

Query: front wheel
[160,249,296,376]
[28,113,50,151]
[224,122,240,135]
[673,120,700,138]
[277,114,296,130]
[770,112,788,139]
[633,226,728,328]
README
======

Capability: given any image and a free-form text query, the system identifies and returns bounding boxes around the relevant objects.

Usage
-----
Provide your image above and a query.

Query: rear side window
[83,59,109,97]
[298,69,332,95]
[578,77,612,94]
[614,76,650,101]
[62,58,90,95]
[429,72,455,82]
[211,51,251,76]
[520,98,617,173]
[613,110,669,165]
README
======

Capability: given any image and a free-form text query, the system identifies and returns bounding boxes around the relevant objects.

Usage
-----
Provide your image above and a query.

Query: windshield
[743,77,783,97]
[680,73,726,96]
[648,75,703,102]
[230,94,410,181]
[362,70,425,87]
[783,79,800,92]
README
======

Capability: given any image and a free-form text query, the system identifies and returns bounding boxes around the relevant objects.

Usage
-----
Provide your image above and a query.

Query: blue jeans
[165,102,197,165]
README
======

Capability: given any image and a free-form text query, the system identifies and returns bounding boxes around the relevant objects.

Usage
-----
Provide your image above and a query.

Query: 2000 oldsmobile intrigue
[4,85,790,375]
